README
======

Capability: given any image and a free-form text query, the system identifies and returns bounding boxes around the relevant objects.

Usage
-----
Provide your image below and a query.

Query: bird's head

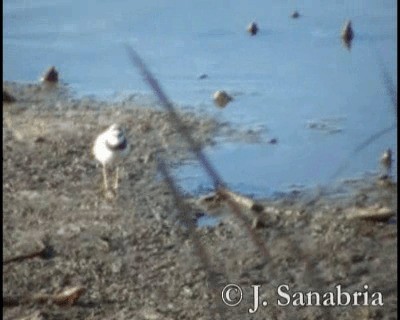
[107,124,127,147]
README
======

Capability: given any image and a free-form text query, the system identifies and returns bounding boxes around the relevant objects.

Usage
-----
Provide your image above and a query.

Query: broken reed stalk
[217,188,265,213]
[157,160,212,269]
[217,188,270,259]
[125,46,221,187]
[3,251,44,265]
[3,244,53,265]
[126,45,378,320]
[3,286,86,307]
[125,45,270,260]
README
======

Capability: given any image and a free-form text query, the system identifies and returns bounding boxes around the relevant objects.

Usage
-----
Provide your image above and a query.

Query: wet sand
[3,82,397,319]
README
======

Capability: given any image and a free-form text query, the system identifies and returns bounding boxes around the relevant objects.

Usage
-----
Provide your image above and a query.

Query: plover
[93,124,130,196]
[380,148,392,174]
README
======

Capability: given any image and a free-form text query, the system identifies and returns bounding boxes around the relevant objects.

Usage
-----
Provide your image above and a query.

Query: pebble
[247,22,259,35]
[213,90,233,108]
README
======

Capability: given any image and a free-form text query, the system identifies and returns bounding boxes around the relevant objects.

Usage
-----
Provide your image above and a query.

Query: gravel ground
[3,82,397,320]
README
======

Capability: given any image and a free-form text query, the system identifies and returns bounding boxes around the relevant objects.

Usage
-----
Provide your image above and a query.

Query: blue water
[4,0,397,196]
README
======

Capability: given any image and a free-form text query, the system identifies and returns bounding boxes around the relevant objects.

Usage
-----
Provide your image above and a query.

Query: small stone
[251,203,265,213]
[247,22,259,36]
[111,261,123,273]
[346,205,394,222]
[3,89,16,103]
[53,286,86,306]
[143,152,153,164]
[213,90,233,108]
[41,66,59,83]
[252,217,266,229]
[183,286,193,298]
[291,11,300,19]
[341,20,354,42]
[34,136,46,143]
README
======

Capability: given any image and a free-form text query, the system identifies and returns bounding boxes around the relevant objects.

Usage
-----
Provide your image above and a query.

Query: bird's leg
[102,165,109,191]
[113,166,119,190]
[386,166,392,178]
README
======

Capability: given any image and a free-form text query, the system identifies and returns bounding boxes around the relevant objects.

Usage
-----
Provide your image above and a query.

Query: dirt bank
[3,82,397,319]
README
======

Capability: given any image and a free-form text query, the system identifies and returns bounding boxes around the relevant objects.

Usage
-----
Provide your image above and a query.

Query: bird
[93,124,130,197]
[380,148,392,175]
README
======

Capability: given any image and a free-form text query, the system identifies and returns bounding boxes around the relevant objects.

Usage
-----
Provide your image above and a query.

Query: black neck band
[106,138,127,151]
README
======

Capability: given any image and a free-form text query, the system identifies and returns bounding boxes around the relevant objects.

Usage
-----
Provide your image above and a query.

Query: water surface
[4,0,397,196]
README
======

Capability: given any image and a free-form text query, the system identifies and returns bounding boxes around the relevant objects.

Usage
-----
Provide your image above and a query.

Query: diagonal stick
[125,45,270,260]
[125,45,223,189]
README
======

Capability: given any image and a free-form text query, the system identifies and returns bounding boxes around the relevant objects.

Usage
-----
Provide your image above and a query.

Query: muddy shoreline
[3,82,397,319]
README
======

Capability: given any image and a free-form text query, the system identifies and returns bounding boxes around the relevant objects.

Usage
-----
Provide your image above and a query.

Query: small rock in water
[41,66,59,83]
[341,20,354,49]
[198,74,208,80]
[247,22,259,36]
[291,11,300,19]
[213,90,233,108]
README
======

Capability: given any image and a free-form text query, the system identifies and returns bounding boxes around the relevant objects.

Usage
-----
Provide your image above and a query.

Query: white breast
[93,132,114,165]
